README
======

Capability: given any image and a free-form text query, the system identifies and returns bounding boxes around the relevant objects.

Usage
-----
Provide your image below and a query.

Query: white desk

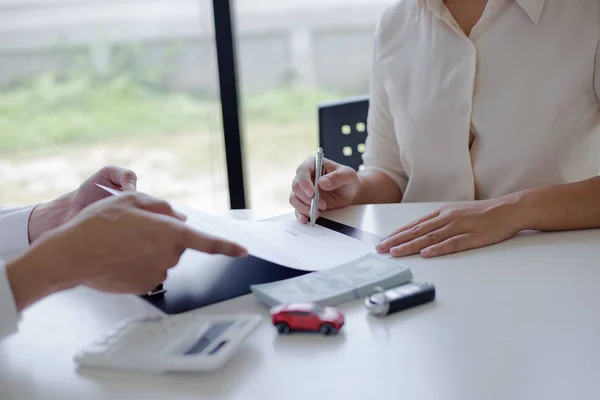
[3,203,600,400]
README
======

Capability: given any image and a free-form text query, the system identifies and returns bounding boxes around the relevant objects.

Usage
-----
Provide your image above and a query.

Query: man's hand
[7,193,248,311]
[28,165,138,242]
[65,165,138,221]
[375,195,524,258]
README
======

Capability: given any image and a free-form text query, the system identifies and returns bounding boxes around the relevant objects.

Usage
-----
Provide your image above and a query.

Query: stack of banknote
[250,253,413,307]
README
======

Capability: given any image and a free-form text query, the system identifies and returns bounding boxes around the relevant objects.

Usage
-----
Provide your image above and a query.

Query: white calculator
[74,313,263,374]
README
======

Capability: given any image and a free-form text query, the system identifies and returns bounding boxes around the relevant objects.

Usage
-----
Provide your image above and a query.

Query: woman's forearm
[354,169,403,205]
[516,176,600,232]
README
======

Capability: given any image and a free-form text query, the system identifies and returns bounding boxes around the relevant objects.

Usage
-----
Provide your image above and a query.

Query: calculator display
[183,321,234,355]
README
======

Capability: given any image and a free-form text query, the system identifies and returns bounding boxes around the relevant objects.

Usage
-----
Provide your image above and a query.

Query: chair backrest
[318,95,369,171]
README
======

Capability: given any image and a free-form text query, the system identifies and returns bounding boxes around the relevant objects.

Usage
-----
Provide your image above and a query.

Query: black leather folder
[143,218,381,314]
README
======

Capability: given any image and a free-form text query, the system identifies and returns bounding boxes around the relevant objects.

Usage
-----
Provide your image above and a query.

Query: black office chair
[318,95,369,171]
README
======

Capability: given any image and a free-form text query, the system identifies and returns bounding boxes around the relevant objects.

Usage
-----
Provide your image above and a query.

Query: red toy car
[270,303,344,335]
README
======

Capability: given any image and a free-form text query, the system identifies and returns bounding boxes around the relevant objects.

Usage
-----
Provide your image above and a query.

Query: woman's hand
[290,156,363,224]
[376,196,524,258]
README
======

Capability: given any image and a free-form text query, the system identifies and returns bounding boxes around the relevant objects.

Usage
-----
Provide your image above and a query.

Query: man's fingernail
[320,177,331,188]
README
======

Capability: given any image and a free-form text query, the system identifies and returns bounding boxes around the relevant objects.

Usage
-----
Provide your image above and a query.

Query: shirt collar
[420,0,443,18]
[516,0,546,23]
[419,0,546,24]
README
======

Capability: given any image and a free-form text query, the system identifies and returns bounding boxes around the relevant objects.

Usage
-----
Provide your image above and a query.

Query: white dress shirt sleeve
[361,25,409,195]
[0,206,34,340]
[596,0,600,102]
[0,206,34,262]
[0,261,21,340]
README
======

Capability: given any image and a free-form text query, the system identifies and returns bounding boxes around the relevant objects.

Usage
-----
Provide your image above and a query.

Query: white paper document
[176,203,376,271]
[96,184,377,271]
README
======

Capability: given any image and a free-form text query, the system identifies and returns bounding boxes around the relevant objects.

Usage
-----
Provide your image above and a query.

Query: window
[1,0,391,214]
[234,0,391,213]
[0,0,229,212]
[310,304,326,315]
[289,311,311,317]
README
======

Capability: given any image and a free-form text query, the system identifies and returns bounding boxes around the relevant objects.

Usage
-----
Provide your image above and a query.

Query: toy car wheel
[275,322,290,334]
[320,323,337,335]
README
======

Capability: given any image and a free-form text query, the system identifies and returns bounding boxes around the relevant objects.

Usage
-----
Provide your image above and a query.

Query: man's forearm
[27,193,72,243]
[6,258,60,312]
[516,176,600,232]
[353,170,403,205]
[5,240,75,312]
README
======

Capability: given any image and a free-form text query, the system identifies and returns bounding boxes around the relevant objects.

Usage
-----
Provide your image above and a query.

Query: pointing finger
[180,225,248,257]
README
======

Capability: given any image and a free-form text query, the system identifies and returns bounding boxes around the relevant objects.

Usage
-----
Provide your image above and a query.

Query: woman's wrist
[354,170,402,205]
[506,177,600,232]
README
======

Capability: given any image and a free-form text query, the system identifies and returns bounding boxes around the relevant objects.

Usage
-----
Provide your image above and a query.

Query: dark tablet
[143,217,381,314]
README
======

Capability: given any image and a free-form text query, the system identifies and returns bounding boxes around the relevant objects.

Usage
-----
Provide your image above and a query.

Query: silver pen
[310,147,324,227]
